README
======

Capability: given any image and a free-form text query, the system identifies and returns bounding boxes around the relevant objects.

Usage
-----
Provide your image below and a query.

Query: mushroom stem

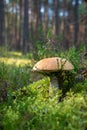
[49,76,59,94]
[50,76,59,88]
[57,72,64,90]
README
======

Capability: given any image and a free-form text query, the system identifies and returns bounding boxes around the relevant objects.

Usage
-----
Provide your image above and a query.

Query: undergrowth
[2,78,87,130]
[0,46,87,130]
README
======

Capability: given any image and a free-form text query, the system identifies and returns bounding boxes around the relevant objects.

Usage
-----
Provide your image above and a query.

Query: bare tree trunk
[0,0,5,46]
[33,0,39,39]
[6,1,11,47]
[62,0,69,50]
[4,0,8,46]
[23,0,29,53]
[11,1,15,48]
[14,0,19,50]
[54,0,60,36]
[38,0,43,40]
[84,4,87,51]
[19,0,24,51]
[44,0,49,36]
[74,0,79,48]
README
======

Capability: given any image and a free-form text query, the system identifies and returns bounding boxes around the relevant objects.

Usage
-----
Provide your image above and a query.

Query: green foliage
[2,78,87,130]
[0,46,34,59]
[59,47,81,71]
[79,3,87,16]
[0,46,10,57]
[13,77,50,101]
[73,78,87,93]
[47,28,53,40]
[0,62,9,102]
[7,65,30,90]
[36,43,58,59]
[0,48,87,130]
[66,48,80,71]
[0,62,31,102]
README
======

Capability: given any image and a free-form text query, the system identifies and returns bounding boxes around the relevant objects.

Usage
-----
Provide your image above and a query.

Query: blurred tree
[62,0,71,50]
[19,0,23,50]
[54,0,60,35]
[44,0,49,36]
[0,0,5,46]
[23,0,29,53]
[74,0,79,48]
[14,0,19,50]
[5,0,11,46]
[33,0,42,39]
[84,6,87,51]
[38,0,43,39]
[1,0,87,53]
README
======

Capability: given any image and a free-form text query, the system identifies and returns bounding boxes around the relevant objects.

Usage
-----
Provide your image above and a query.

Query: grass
[0,57,33,66]
[0,48,35,67]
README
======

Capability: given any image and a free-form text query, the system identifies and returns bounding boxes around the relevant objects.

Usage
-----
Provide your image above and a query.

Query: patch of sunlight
[0,57,33,67]
[9,51,22,56]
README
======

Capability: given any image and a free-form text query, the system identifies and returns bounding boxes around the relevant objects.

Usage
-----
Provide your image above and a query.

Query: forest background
[0,0,87,55]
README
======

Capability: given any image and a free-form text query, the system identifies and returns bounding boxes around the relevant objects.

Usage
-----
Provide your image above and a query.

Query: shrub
[0,62,9,102]
[59,47,81,71]
[2,78,87,130]
[0,62,31,102]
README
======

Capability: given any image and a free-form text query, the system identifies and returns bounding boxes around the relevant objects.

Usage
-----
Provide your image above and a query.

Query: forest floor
[0,47,87,130]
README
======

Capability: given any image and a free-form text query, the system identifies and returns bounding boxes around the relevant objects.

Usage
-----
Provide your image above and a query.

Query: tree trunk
[0,0,5,46]
[38,0,43,39]
[44,0,49,36]
[23,0,29,53]
[34,0,39,39]
[62,0,70,50]
[74,0,79,48]
[4,0,8,46]
[84,4,87,51]
[19,0,24,51]
[14,0,19,50]
[54,0,60,36]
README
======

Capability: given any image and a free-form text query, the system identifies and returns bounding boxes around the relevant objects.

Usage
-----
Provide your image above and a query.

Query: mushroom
[32,57,74,93]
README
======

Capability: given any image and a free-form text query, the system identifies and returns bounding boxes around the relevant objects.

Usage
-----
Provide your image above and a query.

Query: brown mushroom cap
[33,57,74,72]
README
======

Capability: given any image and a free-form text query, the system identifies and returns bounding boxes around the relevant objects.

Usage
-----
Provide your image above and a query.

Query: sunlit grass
[10,51,22,56]
[0,47,34,66]
[0,57,33,66]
